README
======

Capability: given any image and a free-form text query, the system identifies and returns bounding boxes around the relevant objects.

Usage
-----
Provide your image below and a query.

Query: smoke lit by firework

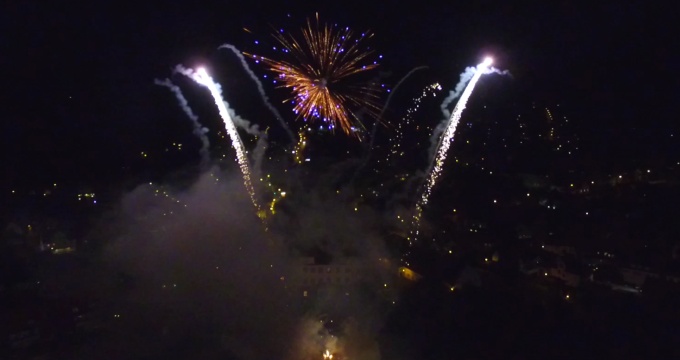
[245,13,383,135]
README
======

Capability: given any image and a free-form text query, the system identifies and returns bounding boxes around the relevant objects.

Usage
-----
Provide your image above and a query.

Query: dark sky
[2,1,677,190]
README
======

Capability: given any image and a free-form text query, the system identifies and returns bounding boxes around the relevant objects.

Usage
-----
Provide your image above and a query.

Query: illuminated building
[289,257,366,298]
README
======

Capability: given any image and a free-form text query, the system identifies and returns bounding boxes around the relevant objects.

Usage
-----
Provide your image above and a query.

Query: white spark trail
[411,58,493,244]
[176,65,261,212]
[427,67,475,162]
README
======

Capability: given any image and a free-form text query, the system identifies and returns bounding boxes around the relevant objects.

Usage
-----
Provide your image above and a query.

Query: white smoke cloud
[91,166,396,360]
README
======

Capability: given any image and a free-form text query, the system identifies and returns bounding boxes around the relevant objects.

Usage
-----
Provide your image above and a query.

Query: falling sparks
[323,349,333,359]
[411,58,494,244]
[245,13,382,135]
[293,127,309,164]
[180,66,261,213]
[386,82,441,164]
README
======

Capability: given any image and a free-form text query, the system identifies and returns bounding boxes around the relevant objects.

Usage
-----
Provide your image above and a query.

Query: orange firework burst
[245,14,382,135]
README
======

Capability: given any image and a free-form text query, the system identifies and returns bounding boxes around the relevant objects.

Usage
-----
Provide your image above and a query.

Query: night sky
[3,1,677,191]
[4,2,680,358]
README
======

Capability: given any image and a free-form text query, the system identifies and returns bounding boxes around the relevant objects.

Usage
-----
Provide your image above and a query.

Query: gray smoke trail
[428,66,476,161]
[251,134,268,182]
[488,67,512,77]
[154,78,211,168]
[218,43,296,144]
[172,65,263,137]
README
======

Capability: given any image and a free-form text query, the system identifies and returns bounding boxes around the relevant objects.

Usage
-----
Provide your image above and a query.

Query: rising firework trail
[410,57,494,244]
[176,65,261,214]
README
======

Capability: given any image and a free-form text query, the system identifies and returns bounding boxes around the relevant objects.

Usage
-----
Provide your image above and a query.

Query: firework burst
[245,14,382,135]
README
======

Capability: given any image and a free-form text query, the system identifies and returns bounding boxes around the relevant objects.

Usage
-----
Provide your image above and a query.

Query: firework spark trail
[370,66,428,138]
[176,65,261,212]
[154,78,211,168]
[410,58,493,244]
[366,66,428,155]
[385,82,442,165]
[218,43,295,143]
